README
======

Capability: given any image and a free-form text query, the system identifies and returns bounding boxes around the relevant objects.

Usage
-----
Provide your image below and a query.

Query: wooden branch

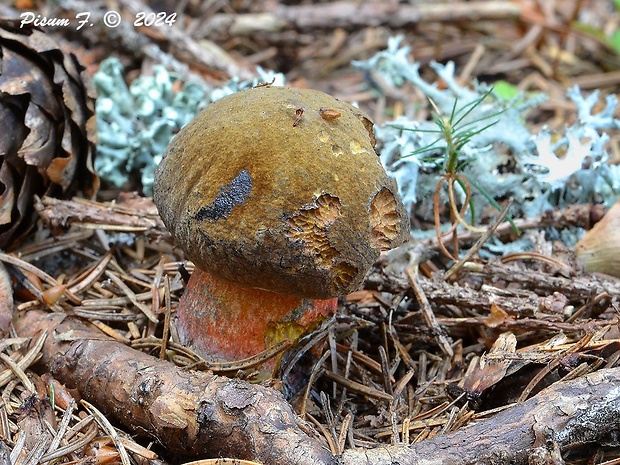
[471,262,620,300]
[114,0,252,79]
[421,203,604,252]
[201,1,522,36]
[365,270,542,316]
[36,196,169,241]
[15,310,620,464]
[14,311,332,464]
[366,259,620,320]
[0,0,250,81]
[342,366,620,464]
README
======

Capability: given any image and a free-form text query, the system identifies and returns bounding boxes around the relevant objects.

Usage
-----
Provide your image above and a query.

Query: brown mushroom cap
[154,86,408,299]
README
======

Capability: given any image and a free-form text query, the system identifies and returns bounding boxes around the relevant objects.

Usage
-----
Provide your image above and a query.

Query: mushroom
[575,198,620,278]
[153,86,409,366]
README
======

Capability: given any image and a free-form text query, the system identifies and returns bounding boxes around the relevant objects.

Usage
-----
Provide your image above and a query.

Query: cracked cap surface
[154,86,409,298]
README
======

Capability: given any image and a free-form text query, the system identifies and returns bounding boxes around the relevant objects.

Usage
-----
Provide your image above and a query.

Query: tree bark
[343,366,620,464]
[15,309,620,464]
[273,1,522,30]
[201,1,522,35]
[14,311,333,464]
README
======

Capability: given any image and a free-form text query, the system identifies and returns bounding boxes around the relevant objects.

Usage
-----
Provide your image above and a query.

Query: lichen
[355,37,620,254]
[93,39,620,258]
[93,59,284,194]
[355,37,620,221]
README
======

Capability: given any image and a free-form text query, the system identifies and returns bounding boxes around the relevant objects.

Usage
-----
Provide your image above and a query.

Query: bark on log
[203,1,522,36]
[343,366,620,464]
[15,310,620,464]
[365,263,620,318]
[14,311,333,464]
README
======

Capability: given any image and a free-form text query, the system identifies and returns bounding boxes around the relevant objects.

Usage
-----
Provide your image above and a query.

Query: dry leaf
[459,332,518,405]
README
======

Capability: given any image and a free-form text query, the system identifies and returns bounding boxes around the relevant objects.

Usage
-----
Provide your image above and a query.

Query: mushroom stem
[175,268,338,365]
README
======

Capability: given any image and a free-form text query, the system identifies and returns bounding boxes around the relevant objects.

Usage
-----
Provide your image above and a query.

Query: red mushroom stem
[175,268,338,365]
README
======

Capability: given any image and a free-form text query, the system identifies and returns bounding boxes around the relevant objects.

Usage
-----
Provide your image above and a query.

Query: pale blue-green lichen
[355,36,620,223]
[93,59,284,195]
[93,40,619,256]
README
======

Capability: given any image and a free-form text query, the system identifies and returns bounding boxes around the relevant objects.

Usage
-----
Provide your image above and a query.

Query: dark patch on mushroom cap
[195,170,252,221]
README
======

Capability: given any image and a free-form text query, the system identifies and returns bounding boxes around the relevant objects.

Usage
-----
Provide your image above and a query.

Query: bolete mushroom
[154,85,409,366]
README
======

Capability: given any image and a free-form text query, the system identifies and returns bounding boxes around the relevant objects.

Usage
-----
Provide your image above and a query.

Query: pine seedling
[399,89,517,259]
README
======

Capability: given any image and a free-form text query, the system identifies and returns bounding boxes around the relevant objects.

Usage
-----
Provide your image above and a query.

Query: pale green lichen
[93,58,284,194]
[93,40,620,257]
[355,36,620,222]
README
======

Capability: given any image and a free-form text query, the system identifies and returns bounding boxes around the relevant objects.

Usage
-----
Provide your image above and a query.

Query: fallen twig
[405,267,454,357]
[202,2,522,34]
[15,309,620,464]
[443,198,514,281]
[15,310,333,464]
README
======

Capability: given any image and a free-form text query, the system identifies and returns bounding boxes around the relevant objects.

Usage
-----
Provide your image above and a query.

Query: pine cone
[0,19,99,248]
